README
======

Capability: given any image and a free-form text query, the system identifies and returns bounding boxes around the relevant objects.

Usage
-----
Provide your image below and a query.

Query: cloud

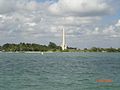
[59,16,101,25]
[0,0,16,14]
[49,0,113,17]
[16,0,40,11]
[25,22,37,27]
[0,0,120,48]
[115,19,120,27]
[87,24,120,38]
[0,0,43,14]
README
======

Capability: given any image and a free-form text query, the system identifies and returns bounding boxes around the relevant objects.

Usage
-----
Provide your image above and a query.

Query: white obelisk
[61,27,67,50]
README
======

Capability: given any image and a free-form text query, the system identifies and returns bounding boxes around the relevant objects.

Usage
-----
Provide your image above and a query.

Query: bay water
[0,52,120,90]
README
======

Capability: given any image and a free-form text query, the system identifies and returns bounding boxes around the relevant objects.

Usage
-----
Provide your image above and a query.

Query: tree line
[0,42,120,52]
[0,42,61,52]
[83,47,120,52]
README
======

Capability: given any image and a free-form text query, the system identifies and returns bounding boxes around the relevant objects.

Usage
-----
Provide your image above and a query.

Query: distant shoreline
[0,51,53,53]
[0,42,120,53]
[0,51,120,53]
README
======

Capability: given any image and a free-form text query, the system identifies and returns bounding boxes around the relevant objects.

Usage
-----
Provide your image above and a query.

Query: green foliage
[48,42,61,51]
[118,48,120,52]
[2,43,18,51]
[89,47,102,52]
[0,46,1,51]
[83,47,120,52]
[62,49,69,52]
[48,42,57,49]
[0,43,120,52]
[1,42,61,52]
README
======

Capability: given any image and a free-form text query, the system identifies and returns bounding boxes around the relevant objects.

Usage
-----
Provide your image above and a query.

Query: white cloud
[0,14,6,19]
[110,35,120,38]
[25,22,37,27]
[49,0,113,16]
[103,25,116,34]
[0,0,44,14]
[92,27,100,35]
[16,0,39,11]
[26,1,38,11]
[0,0,16,14]
[115,20,120,27]
[0,0,120,48]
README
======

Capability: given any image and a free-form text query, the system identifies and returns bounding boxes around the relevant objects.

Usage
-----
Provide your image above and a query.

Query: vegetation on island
[82,47,120,52]
[0,42,120,52]
[0,42,61,52]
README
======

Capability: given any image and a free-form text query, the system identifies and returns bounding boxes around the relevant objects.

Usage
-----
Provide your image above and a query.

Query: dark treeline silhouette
[0,42,61,52]
[0,42,120,52]
[83,47,120,52]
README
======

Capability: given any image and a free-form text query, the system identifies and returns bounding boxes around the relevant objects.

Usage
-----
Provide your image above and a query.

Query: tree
[91,47,98,52]
[48,42,57,49]
[105,47,117,52]
[0,46,1,51]
[118,48,120,52]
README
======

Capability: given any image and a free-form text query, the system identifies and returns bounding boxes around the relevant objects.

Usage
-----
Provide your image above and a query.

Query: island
[0,42,120,52]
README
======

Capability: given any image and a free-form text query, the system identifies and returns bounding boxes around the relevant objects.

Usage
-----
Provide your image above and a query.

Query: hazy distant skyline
[0,0,120,48]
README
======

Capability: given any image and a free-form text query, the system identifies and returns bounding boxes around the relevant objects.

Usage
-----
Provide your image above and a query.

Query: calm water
[0,52,120,90]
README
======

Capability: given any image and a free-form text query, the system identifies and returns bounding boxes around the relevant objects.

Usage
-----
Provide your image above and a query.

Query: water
[0,52,120,90]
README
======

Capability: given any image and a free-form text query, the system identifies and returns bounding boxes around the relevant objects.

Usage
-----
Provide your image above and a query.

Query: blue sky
[0,0,120,48]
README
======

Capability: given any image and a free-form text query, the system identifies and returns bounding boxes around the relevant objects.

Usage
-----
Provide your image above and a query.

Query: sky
[0,0,120,48]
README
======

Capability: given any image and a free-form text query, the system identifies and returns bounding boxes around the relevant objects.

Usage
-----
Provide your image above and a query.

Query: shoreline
[0,51,120,53]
